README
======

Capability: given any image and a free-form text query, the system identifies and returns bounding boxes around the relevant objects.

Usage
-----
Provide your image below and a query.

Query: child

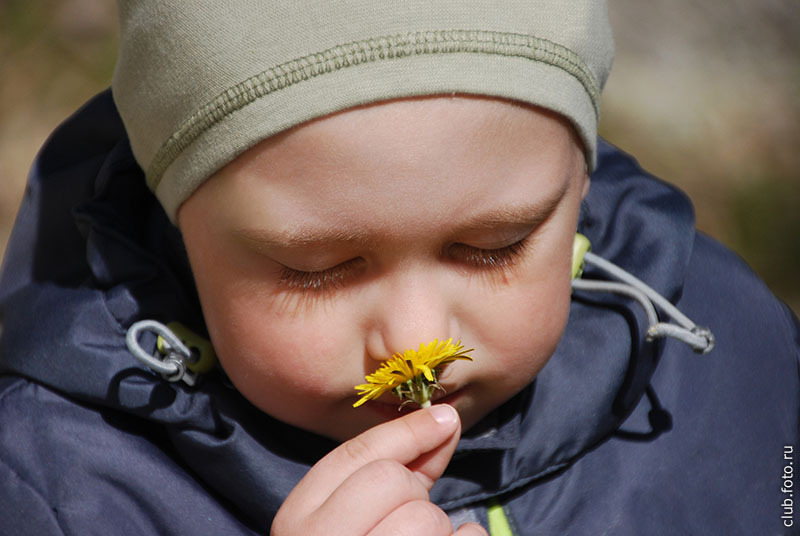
[0,1,797,534]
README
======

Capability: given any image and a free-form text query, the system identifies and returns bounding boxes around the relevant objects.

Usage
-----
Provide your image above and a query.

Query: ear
[580,166,591,200]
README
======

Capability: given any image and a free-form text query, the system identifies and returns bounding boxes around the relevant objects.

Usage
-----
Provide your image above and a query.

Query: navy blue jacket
[1,90,798,535]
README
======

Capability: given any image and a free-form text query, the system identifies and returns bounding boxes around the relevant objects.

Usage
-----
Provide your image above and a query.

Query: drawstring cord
[572,249,715,354]
[125,320,217,386]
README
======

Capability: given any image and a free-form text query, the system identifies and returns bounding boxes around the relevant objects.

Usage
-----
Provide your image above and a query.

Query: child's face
[178,96,589,441]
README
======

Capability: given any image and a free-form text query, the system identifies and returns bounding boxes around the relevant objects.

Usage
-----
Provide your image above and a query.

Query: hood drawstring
[125,320,217,386]
[571,234,714,354]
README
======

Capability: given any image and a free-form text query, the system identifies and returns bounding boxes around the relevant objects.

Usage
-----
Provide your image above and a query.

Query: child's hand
[271,405,487,536]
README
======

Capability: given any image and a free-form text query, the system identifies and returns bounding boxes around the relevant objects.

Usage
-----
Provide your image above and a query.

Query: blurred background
[1,0,798,314]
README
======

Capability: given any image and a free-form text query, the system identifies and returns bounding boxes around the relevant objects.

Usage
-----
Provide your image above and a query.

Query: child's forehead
[195,96,583,243]
[223,96,578,183]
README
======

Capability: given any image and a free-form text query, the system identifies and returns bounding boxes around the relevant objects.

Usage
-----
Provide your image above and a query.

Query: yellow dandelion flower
[353,338,473,409]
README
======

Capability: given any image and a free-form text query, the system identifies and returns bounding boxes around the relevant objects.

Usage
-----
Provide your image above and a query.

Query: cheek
[464,245,574,379]
[213,301,352,394]
[191,258,361,419]
[476,279,570,360]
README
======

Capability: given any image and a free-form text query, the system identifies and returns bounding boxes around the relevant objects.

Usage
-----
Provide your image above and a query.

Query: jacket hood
[0,90,695,528]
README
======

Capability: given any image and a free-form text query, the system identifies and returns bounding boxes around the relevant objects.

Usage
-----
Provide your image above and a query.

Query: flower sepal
[393,369,447,408]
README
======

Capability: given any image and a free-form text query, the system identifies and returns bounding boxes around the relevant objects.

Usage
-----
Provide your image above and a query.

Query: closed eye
[277,258,365,292]
[447,236,531,270]
[276,235,532,295]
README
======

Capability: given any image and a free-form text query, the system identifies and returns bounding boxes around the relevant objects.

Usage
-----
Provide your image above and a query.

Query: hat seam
[146,29,600,191]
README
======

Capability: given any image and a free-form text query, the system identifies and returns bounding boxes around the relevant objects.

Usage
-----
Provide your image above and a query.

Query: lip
[366,385,466,420]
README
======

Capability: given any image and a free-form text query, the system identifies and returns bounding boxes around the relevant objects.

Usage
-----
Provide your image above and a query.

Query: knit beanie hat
[112,1,614,223]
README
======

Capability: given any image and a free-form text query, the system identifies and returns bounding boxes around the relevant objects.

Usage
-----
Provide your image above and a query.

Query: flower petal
[353,338,474,408]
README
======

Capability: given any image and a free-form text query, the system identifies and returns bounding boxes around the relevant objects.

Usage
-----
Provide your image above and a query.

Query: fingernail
[429,404,458,426]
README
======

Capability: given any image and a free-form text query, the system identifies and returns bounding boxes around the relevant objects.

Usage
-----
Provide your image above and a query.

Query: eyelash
[277,236,531,294]
[447,236,530,271]
[278,258,363,292]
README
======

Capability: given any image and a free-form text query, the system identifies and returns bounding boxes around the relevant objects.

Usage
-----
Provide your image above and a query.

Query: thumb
[404,404,462,489]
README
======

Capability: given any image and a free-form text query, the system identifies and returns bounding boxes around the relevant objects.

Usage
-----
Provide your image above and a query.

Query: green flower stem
[393,371,440,408]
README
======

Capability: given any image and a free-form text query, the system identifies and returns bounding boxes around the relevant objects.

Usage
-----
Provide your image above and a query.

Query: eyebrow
[234,181,569,250]
[456,189,565,232]
[234,226,380,251]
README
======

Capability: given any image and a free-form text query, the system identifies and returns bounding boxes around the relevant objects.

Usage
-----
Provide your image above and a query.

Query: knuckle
[342,434,378,463]
[397,415,426,444]
[368,458,404,478]
[363,459,426,497]
[401,499,453,535]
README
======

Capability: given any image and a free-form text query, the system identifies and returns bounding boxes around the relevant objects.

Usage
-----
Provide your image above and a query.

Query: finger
[366,499,453,536]
[454,522,489,536]
[306,459,430,536]
[284,404,460,516]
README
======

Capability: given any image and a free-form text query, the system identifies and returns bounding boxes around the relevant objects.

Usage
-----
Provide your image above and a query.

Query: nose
[365,269,461,362]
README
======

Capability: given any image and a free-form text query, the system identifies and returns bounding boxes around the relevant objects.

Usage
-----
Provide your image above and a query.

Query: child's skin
[178,95,588,534]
